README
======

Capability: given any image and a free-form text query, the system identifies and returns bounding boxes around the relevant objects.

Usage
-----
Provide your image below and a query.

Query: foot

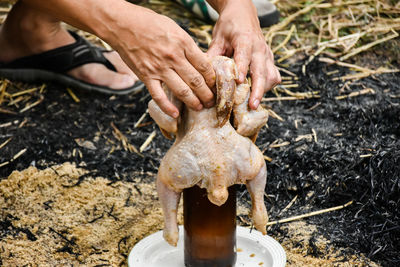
[175,0,280,27]
[0,25,139,91]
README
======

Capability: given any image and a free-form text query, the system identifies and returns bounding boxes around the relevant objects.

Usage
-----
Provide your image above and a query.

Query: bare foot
[67,49,140,90]
[0,24,139,90]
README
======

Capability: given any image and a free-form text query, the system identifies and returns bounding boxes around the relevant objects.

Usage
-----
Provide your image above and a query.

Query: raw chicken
[233,80,269,142]
[149,56,269,247]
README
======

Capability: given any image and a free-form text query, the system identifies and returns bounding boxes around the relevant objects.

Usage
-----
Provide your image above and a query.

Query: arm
[24,0,216,118]
[206,0,281,109]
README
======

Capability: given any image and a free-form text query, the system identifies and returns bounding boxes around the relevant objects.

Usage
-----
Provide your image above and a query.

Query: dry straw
[0,0,399,112]
[266,200,354,226]
[269,0,400,67]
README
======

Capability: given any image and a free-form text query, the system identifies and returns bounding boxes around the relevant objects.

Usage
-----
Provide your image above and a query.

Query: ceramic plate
[128,226,286,267]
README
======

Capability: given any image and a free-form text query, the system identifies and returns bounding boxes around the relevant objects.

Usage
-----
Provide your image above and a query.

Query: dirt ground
[0,163,379,266]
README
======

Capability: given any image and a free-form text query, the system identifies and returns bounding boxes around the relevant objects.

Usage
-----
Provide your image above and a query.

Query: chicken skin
[149,56,269,247]
[233,80,269,142]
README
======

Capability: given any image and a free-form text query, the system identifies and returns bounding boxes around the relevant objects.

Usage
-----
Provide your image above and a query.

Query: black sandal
[0,31,144,95]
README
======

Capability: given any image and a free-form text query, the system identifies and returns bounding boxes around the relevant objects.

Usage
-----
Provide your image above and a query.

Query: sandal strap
[1,31,117,73]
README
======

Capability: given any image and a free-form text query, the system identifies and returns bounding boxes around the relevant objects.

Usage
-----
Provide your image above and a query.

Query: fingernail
[196,104,203,111]
[252,99,260,109]
[171,111,179,118]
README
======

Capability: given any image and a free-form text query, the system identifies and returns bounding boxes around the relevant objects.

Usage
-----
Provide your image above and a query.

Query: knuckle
[189,75,204,89]
[259,44,267,54]
[151,93,164,103]
[163,51,177,61]
[240,32,252,41]
[135,61,150,75]
[199,61,211,73]
[177,87,192,98]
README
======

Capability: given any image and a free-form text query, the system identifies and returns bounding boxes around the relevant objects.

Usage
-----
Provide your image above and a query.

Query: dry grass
[269,0,399,62]
[1,0,399,104]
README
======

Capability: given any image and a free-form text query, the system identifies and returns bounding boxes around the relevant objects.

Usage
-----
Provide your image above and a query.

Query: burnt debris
[1,57,399,265]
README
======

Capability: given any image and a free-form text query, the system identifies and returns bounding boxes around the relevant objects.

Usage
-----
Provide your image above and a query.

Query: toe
[103,51,140,89]
[109,73,136,90]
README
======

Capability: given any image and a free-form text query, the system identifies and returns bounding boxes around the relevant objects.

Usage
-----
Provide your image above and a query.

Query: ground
[0,1,399,266]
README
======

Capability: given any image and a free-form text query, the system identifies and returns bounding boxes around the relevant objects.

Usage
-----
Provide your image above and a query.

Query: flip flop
[0,31,145,95]
[175,0,280,28]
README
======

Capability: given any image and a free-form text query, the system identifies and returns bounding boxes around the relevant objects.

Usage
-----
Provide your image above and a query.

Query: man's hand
[28,0,216,118]
[207,0,281,109]
[110,6,216,118]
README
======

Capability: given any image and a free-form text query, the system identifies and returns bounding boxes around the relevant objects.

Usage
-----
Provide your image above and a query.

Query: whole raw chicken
[148,56,269,247]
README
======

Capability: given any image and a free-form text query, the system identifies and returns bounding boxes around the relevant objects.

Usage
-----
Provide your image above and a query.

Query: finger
[146,79,180,118]
[264,61,281,92]
[249,54,267,110]
[185,47,216,90]
[174,61,215,108]
[262,45,281,91]
[163,70,203,111]
[207,39,225,57]
[233,39,252,83]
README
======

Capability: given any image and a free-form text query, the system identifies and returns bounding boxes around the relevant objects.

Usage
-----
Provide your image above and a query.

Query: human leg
[0,0,141,92]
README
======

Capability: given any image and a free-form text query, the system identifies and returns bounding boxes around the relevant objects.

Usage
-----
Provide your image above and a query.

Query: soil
[0,164,379,266]
[0,163,163,266]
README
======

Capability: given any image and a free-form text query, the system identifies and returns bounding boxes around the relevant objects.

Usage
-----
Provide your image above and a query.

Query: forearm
[21,0,151,48]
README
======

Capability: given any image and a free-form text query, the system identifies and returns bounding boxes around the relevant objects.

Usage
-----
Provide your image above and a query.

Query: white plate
[128,226,286,267]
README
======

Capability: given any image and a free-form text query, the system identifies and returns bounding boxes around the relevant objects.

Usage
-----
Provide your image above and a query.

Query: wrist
[209,0,256,15]
[90,1,135,43]
[92,1,156,50]
[219,1,260,32]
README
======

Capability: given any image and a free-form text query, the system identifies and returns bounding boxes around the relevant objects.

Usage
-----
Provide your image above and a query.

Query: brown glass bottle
[183,185,237,267]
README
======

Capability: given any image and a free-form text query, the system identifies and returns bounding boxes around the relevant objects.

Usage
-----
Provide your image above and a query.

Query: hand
[207,0,281,109]
[24,0,215,117]
[109,6,216,118]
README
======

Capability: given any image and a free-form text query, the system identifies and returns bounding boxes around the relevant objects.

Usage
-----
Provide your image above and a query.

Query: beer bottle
[183,185,237,267]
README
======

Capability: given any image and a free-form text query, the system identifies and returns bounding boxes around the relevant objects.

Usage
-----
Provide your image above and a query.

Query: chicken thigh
[149,56,269,247]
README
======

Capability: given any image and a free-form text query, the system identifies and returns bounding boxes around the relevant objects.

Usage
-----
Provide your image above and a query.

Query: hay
[270,0,400,65]
[0,163,164,266]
